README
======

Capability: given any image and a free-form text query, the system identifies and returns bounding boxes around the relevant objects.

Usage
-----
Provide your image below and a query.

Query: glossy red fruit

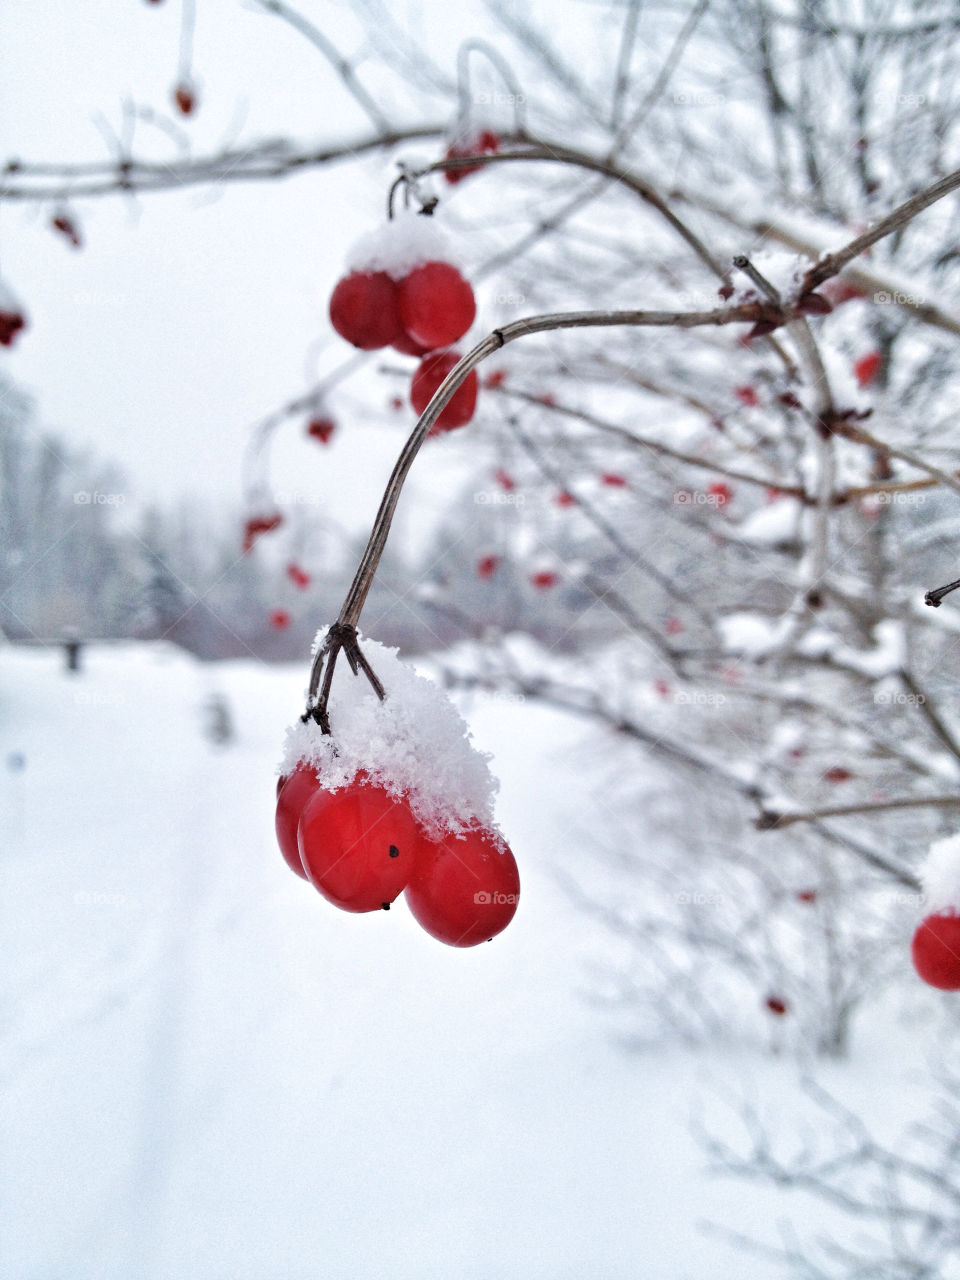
[298,779,420,912]
[444,130,500,184]
[765,995,789,1016]
[390,329,431,357]
[276,765,322,879]
[404,827,519,947]
[735,385,759,407]
[708,481,733,508]
[823,766,853,784]
[286,563,311,589]
[410,350,478,433]
[477,554,499,580]
[530,570,558,589]
[307,417,336,444]
[911,914,960,990]
[601,473,628,488]
[554,490,576,508]
[174,83,196,116]
[397,262,476,349]
[329,271,403,350]
[270,609,291,630]
[0,309,26,347]
[242,513,283,554]
[854,351,882,388]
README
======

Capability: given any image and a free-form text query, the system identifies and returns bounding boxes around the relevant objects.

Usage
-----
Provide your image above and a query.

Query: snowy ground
[0,642,943,1279]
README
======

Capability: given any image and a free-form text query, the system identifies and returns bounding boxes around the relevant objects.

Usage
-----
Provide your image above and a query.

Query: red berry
[484,369,507,389]
[389,395,404,412]
[822,766,853,783]
[765,995,789,1016]
[242,513,283,554]
[410,350,478,433]
[286,563,311,589]
[0,309,26,347]
[173,83,196,116]
[52,214,82,248]
[854,351,882,388]
[601,473,628,488]
[911,914,960,990]
[443,130,500,184]
[275,765,322,879]
[735,385,759,407]
[307,417,336,444]
[329,271,403,350]
[390,329,431,357]
[530,570,558,589]
[477,554,499,580]
[708,481,733,508]
[404,827,519,947]
[653,679,671,698]
[665,617,684,635]
[554,490,576,508]
[397,262,476,349]
[270,609,291,630]
[538,392,557,407]
[796,889,817,904]
[493,468,515,491]
[298,778,420,912]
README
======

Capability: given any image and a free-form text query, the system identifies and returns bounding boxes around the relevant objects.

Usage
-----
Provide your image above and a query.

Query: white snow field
[0,642,941,1279]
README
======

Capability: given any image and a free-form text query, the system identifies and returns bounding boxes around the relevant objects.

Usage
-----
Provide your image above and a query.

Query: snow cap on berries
[345,213,461,281]
[919,834,960,916]
[281,630,499,841]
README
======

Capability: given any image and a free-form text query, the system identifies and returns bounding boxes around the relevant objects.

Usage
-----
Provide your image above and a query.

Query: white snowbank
[281,630,499,839]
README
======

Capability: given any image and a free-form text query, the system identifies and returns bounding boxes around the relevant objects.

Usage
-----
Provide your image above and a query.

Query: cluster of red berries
[275,765,520,947]
[329,253,479,432]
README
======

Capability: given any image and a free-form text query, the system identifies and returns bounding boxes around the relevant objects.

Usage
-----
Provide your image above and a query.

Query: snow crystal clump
[281,631,499,841]
[920,834,960,915]
[0,276,25,315]
[345,214,460,280]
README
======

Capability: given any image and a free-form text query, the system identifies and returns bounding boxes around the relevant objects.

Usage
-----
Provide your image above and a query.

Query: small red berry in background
[822,766,853,784]
[537,392,557,407]
[530,570,558,589]
[404,827,520,947]
[329,271,403,350]
[443,129,500,184]
[0,308,26,347]
[477,554,500,580]
[52,214,82,248]
[306,417,336,445]
[796,889,817,904]
[554,490,576,508]
[173,83,196,116]
[735,385,759,407]
[286,563,311,590]
[397,262,476,349]
[242,513,283,554]
[601,473,628,488]
[269,609,291,630]
[911,914,960,990]
[410,350,479,433]
[708,481,733,508]
[389,395,404,413]
[665,617,684,636]
[275,765,322,879]
[653,679,671,698]
[298,778,420,913]
[854,350,882,388]
[484,369,507,389]
[493,468,515,491]
[765,995,789,1016]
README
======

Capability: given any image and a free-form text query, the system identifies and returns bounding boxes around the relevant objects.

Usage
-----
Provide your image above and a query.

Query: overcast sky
[0,0,515,549]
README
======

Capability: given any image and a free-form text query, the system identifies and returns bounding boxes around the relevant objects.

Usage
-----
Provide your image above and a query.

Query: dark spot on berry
[389,845,400,858]
[381,902,390,911]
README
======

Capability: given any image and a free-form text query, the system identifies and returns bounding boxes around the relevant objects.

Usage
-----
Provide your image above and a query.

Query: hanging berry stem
[925,577,960,607]
[303,621,385,732]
